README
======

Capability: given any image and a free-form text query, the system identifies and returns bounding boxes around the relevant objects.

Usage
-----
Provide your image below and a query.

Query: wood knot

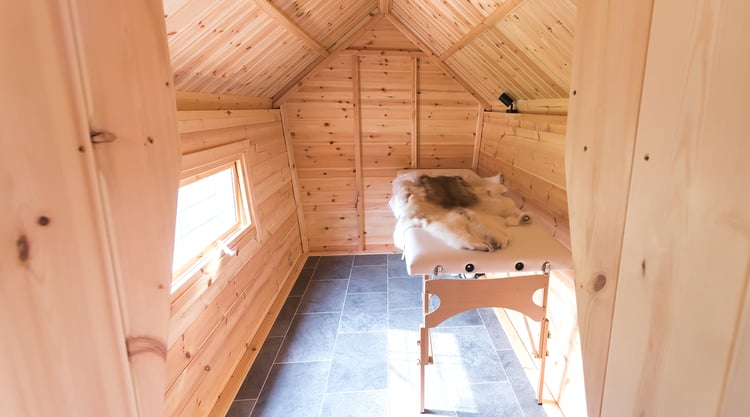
[592,274,606,292]
[126,336,167,360]
[17,235,30,262]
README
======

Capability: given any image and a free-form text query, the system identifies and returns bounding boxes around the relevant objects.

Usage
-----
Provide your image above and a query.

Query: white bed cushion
[402,222,572,275]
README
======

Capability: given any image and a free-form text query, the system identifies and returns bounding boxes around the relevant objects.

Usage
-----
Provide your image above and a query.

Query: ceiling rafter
[439,0,525,60]
[379,0,391,15]
[273,10,384,106]
[250,0,329,57]
[385,14,493,110]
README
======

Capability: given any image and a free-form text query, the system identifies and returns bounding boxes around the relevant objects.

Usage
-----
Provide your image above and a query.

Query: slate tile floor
[226,254,549,417]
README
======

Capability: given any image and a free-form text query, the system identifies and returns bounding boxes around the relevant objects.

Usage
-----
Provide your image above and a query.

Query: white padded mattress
[402,222,572,276]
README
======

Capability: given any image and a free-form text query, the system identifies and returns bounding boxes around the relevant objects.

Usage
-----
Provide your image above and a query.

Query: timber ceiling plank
[165,0,576,104]
[391,0,502,55]
[439,0,525,60]
[273,11,384,105]
[271,0,380,50]
[250,0,329,56]
[386,14,491,109]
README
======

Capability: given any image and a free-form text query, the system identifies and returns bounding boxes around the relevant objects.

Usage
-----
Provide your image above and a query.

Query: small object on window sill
[216,239,237,257]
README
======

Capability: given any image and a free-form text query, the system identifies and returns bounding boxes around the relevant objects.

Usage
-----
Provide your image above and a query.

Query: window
[171,142,255,291]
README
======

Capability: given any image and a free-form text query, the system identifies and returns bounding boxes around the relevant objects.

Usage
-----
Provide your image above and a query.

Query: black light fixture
[499,92,518,113]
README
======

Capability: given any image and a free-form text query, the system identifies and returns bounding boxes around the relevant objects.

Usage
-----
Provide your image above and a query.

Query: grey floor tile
[327,331,388,393]
[290,268,314,297]
[388,277,422,309]
[427,295,483,327]
[349,265,387,293]
[303,256,320,269]
[268,296,301,338]
[340,293,387,333]
[236,337,284,400]
[388,307,423,331]
[431,326,507,384]
[321,391,388,417]
[354,254,388,266]
[276,312,340,363]
[225,399,255,417]
[497,350,547,416]
[388,355,457,416]
[387,254,411,278]
[250,361,329,417]
[299,279,348,313]
[313,255,353,280]
[478,308,512,351]
[454,381,524,417]
[235,255,549,417]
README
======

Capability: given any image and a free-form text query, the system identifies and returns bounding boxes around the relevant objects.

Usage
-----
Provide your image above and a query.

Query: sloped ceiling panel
[166,0,323,96]
[270,0,379,50]
[390,0,504,54]
[347,18,421,51]
[163,0,575,104]
[394,0,575,102]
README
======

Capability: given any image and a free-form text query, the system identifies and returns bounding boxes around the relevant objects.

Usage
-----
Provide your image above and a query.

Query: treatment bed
[391,169,572,412]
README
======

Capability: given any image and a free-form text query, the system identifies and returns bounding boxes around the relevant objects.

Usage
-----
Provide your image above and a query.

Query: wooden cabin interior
[3,0,750,417]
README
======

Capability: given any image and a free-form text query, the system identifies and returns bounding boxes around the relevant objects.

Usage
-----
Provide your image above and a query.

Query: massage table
[394,169,572,412]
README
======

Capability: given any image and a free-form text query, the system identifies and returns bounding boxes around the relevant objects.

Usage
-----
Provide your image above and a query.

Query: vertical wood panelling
[352,56,366,250]
[478,110,585,417]
[284,57,358,252]
[284,21,481,252]
[165,111,303,417]
[418,59,479,169]
[1,2,145,415]
[564,0,654,415]
[360,54,414,250]
[478,112,568,222]
[69,0,182,414]
[600,0,750,416]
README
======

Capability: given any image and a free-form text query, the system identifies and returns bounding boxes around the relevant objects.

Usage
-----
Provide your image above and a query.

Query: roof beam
[379,0,391,15]
[386,14,493,110]
[250,0,329,57]
[439,0,525,60]
[273,11,384,106]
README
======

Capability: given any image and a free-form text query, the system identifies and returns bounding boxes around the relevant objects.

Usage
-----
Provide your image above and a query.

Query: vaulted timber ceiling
[163,0,575,109]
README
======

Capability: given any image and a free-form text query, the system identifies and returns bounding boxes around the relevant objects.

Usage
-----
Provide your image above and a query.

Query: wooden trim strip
[411,56,418,169]
[279,103,309,253]
[386,14,492,110]
[273,11,384,106]
[250,0,329,57]
[472,105,484,170]
[439,0,525,60]
[352,55,366,251]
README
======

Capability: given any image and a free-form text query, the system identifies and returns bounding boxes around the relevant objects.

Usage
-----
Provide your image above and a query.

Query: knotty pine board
[166,110,303,417]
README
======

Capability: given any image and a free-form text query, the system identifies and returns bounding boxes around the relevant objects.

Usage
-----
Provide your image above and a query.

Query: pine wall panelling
[595,0,750,415]
[564,0,653,415]
[165,110,304,417]
[283,49,480,251]
[2,1,180,415]
[477,110,585,417]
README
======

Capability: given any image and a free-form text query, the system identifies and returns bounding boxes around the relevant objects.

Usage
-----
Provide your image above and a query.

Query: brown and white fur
[389,171,531,252]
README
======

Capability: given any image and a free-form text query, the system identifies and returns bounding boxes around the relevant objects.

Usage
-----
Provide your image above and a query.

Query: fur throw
[388,171,531,251]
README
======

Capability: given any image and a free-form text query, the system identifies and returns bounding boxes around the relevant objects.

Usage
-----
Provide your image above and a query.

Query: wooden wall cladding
[283,44,480,252]
[418,59,479,169]
[165,110,303,417]
[478,110,585,416]
[477,112,569,232]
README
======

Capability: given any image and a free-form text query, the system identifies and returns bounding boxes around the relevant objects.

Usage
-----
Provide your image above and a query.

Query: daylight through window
[172,161,248,278]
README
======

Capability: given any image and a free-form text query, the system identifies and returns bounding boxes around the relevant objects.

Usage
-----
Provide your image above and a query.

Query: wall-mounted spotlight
[499,92,518,113]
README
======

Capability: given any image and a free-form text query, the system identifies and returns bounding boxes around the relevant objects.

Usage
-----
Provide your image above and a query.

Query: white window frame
[171,141,258,294]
